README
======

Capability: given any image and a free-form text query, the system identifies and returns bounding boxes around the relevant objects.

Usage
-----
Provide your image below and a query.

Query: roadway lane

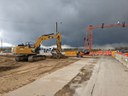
[90,56,128,96]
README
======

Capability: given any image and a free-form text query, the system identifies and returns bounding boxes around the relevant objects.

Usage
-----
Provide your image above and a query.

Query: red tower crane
[85,22,128,51]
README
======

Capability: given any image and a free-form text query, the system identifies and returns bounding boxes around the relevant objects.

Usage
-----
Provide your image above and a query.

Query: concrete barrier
[114,53,128,68]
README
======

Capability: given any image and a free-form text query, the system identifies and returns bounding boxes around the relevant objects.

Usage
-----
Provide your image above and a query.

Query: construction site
[0,23,128,96]
[0,0,128,96]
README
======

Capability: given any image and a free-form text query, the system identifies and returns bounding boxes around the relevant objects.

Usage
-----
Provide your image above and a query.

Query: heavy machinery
[77,49,89,57]
[13,32,64,62]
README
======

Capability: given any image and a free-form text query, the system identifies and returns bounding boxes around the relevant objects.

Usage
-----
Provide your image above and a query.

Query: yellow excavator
[13,32,64,62]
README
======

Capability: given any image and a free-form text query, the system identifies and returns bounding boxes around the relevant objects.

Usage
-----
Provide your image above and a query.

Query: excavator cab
[18,42,34,48]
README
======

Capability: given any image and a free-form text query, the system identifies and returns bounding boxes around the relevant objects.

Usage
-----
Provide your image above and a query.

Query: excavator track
[28,55,46,62]
[15,55,46,62]
[15,56,28,62]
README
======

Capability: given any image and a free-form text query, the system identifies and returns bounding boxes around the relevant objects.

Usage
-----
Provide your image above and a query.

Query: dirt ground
[0,56,78,95]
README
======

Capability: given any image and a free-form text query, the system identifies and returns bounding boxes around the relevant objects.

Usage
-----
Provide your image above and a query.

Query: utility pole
[55,22,62,33]
[55,22,58,33]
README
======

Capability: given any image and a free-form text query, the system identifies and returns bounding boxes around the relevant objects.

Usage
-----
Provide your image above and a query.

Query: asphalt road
[86,56,128,96]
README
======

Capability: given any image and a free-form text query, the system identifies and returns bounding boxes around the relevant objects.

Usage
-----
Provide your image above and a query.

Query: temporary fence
[89,51,111,56]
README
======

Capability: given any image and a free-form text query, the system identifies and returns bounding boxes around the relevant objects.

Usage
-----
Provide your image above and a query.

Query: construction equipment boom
[13,32,63,62]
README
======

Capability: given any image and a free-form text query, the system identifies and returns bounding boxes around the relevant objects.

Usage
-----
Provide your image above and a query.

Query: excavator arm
[34,32,61,51]
[33,32,62,54]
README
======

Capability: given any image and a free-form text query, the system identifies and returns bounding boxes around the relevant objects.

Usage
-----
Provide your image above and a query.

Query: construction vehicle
[77,49,89,57]
[13,32,64,62]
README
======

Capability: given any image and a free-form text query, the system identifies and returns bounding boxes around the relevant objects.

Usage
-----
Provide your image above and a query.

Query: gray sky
[0,0,128,47]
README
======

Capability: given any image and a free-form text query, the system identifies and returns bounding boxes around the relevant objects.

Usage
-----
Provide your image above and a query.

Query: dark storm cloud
[0,0,128,47]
